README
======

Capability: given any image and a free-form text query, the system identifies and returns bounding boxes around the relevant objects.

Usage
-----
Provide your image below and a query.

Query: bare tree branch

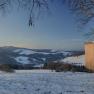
[64,0,94,27]
[0,0,94,28]
[0,0,49,26]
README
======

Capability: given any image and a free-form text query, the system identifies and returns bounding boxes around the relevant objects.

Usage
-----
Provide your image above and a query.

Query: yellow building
[85,42,94,71]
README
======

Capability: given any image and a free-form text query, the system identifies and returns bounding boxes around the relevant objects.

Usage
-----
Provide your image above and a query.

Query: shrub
[0,64,14,73]
[43,62,72,71]
[56,63,72,72]
[43,62,92,73]
[43,62,62,70]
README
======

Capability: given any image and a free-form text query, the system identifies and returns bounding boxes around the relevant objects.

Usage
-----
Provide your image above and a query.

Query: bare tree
[64,0,94,26]
[0,0,94,27]
[0,0,49,26]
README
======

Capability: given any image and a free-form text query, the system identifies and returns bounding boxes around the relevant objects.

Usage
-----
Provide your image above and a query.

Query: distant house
[85,42,94,71]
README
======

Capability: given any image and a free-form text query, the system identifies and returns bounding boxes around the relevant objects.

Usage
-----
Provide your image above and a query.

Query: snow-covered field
[61,55,85,66]
[0,70,93,94]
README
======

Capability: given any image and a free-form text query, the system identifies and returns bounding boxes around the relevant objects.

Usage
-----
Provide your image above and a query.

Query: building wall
[85,42,94,71]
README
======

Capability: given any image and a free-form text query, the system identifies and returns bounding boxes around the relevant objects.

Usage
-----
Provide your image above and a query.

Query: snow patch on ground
[15,69,54,73]
[61,55,85,66]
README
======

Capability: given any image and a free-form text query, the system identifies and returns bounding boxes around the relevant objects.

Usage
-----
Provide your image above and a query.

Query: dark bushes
[0,64,14,72]
[43,62,91,72]
[0,62,92,73]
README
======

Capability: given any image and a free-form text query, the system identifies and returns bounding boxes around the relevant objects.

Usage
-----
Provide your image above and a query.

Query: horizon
[0,45,84,51]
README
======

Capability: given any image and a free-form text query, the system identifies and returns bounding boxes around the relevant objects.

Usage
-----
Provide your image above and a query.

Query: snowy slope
[14,49,52,55]
[14,49,37,55]
[13,49,76,65]
[15,56,30,64]
[13,49,84,66]
[14,49,73,56]
[61,55,85,66]
[0,70,93,94]
[0,46,84,67]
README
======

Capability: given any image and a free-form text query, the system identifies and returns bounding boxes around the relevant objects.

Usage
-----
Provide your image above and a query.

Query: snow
[14,49,37,55]
[61,55,85,66]
[15,69,54,73]
[51,49,58,52]
[14,49,84,66]
[62,51,72,56]
[41,58,46,61]
[13,49,22,53]
[20,50,36,55]
[0,70,93,94]
[14,49,72,56]
[39,52,50,55]
[32,58,37,62]
[15,56,30,64]
[33,64,44,68]
[14,49,51,55]
[51,50,72,56]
